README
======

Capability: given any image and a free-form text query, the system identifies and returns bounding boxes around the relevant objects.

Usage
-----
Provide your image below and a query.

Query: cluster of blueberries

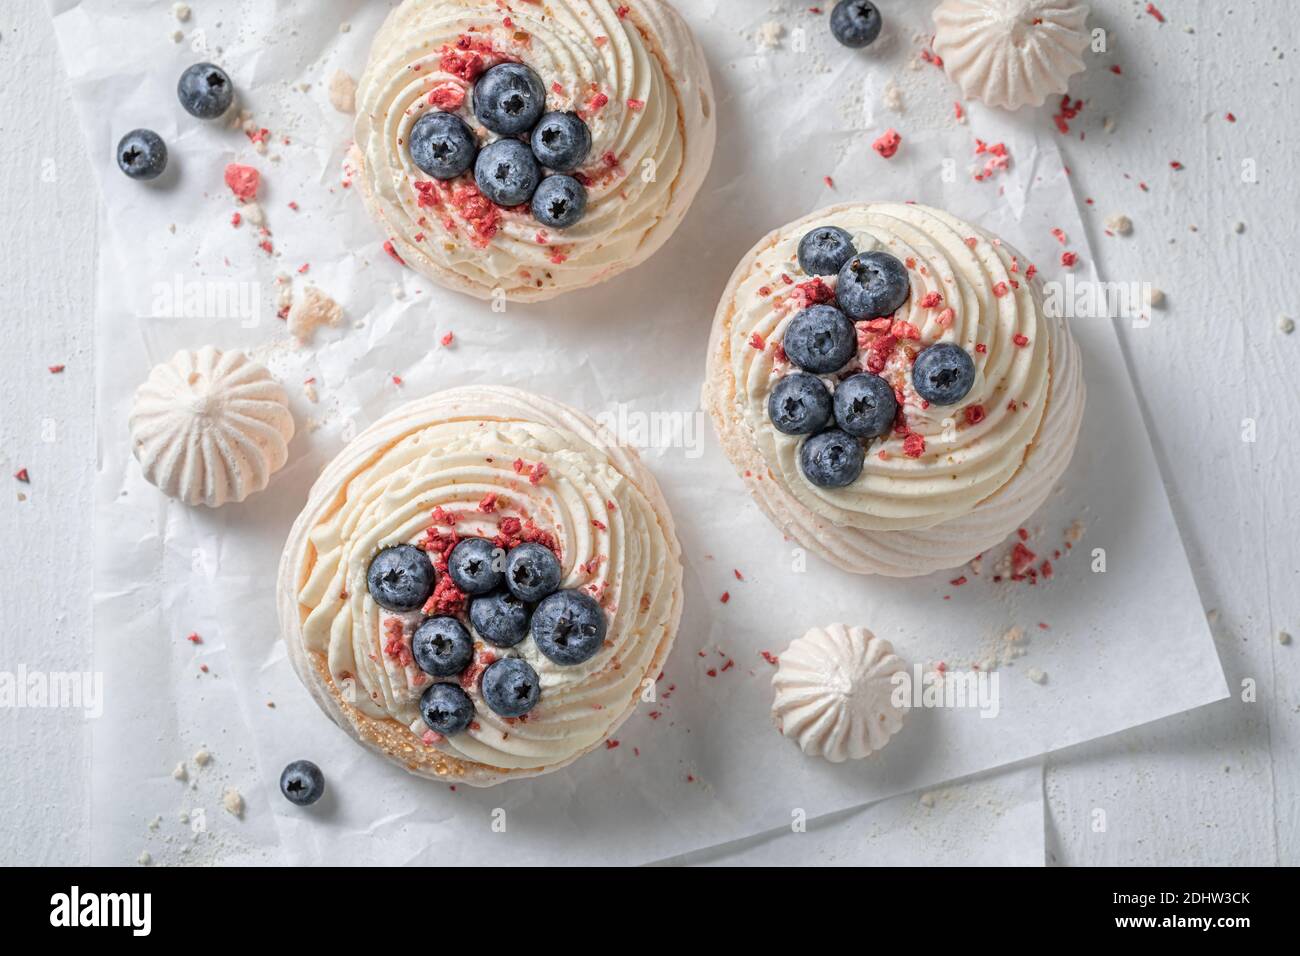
[768,225,976,489]
[117,62,236,180]
[410,62,593,229]
[366,535,606,737]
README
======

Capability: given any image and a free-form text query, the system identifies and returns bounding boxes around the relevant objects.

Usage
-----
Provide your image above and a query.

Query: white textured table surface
[1,0,1296,865]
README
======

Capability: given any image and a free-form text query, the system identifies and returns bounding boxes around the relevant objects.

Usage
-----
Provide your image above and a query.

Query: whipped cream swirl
[704,202,1085,577]
[278,386,683,786]
[352,0,715,301]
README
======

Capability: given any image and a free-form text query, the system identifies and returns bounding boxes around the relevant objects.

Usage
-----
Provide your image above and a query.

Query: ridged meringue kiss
[351,0,716,302]
[277,386,684,786]
[932,0,1090,111]
[703,202,1085,577]
[129,346,295,508]
[771,624,908,762]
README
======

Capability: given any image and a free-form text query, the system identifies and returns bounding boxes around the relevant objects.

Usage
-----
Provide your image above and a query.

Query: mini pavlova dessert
[703,202,1085,577]
[351,0,715,302]
[277,386,684,785]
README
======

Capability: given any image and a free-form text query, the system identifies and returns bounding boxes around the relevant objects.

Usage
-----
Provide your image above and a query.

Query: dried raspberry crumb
[823,175,835,189]
[1013,333,1029,347]
[872,128,902,159]
[992,281,1009,298]
[974,343,987,353]
[382,618,413,667]
[919,291,943,308]
[1225,112,1237,122]
[392,375,404,386]
[1051,228,1067,245]
[626,98,645,111]
[964,404,985,424]
[719,591,730,604]
[428,83,466,110]
[528,461,549,485]
[48,364,65,374]
[459,649,495,690]
[383,240,406,266]
[605,739,620,749]
[230,211,242,227]
[1110,64,1123,75]
[1145,3,1164,23]
[760,651,779,666]
[733,568,744,581]
[1011,542,1037,577]
[749,332,766,351]
[478,492,498,513]
[587,91,610,112]
[224,163,260,201]
[1060,251,1078,268]
[616,4,629,16]
[186,633,203,644]
[440,331,455,347]
[1170,160,1184,170]
[902,433,925,458]
[949,576,967,586]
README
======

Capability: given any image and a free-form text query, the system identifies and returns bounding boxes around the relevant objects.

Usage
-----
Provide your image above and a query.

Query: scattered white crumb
[288,286,345,345]
[1103,116,1116,134]
[339,22,351,34]
[1003,626,1025,645]
[242,201,266,227]
[1105,213,1133,235]
[1280,631,1293,646]
[222,788,244,819]
[1233,221,1246,234]
[1279,316,1295,335]
[147,814,161,831]
[178,810,190,823]
[171,29,184,43]
[172,2,191,21]
[756,21,783,51]
[1146,287,1165,309]
[1027,668,1047,684]
[882,80,903,113]
[275,272,294,314]
[193,748,211,767]
[392,285,406,301]
[172,762,188,781]
[329,70,357,114]
[137,851,152,866]
[918,792,936,808]
[303,382,319,403]
[1207,608,1220,626]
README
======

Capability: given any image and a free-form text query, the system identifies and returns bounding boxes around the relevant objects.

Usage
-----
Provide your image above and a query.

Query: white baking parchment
[53,0,1227,865]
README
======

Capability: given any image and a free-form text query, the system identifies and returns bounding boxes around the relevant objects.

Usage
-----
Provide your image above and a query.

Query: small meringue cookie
[129,346,295,507]
[771,624,908,762]
[932,0,1090,111]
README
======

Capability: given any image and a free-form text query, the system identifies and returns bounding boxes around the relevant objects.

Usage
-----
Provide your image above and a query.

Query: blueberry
[481,658,541,718]
[177,62,235,119]
[504,542,562,603]
[767,372,833,435]
[412,617,474,677]
[279,760,325,807]
[833,373,897,438]
[797,226,856,277]
[836,251,910,320]
[800,429,865,488]
[447,537,504,596]
[783,304,857,374]
[409,111,478,180]
[474,138,541,206]
[366,544,435,612]
[530,111,592,172]
[830,0,884,49]
[531,174,587,228]
[472,62,546,136]
[116,129,168,181]
[532,589,607,665]
[911,342,976,406]
[469,589,531,648]
[420,682,475,735]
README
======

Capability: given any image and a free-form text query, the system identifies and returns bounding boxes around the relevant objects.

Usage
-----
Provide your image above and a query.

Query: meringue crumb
[918,792,936,808]
[1279,631,1293,646]
[288,286,345,345]
[1105,214,1133,236]
[1064,518,1086,545]
[883,80,904,113]
[137,851,152,866]
[242,201,266,227]
[1027,668,1047,684]
[1233,221,1246,234]
[339,22,351,33]
[1279,316,1295,335]
[303,382,319,404]
[172,762,188,782]
[1146,287,1165,309]
[222,788,245,819]
[756,21,783,51]
[1103,116,1117,134]
[170,29,184,43]
[148,815,161,831]
[172,2,191,21]
[193,748,211,767]
[329,70,357,114]
[1003,626,1025,644]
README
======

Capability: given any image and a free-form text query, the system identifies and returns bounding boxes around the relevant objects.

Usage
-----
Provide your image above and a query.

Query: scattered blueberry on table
[116,129,168,181]
[177,62,234,119]
[279,760,326,807]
